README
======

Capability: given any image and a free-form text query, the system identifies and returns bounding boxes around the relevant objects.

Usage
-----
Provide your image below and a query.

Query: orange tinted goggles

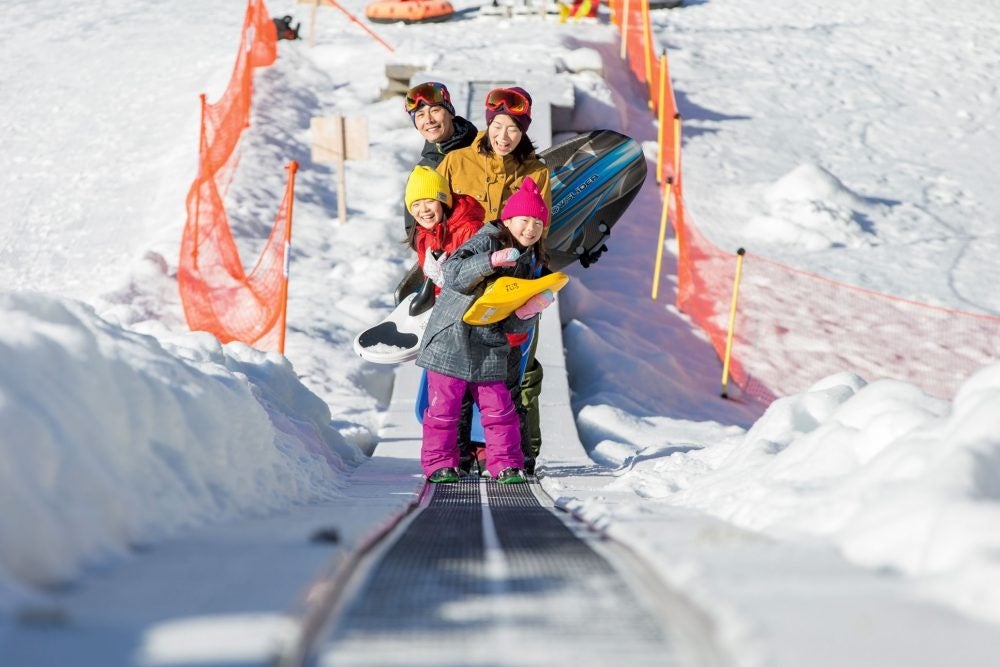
[484,88,531,115]
[405,82,451,113]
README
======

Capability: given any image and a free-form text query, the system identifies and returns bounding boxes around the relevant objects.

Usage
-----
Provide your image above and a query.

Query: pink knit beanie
[501,177,549,226]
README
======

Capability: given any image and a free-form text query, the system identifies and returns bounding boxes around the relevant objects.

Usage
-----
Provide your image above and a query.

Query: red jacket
[415,194,485,292]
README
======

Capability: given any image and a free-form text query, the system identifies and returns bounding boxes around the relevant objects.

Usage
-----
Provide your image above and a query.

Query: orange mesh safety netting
[611,0,678,183]
[728,254,1000,402]
[178,1,297,353]
[614,0,1000,402]
[613,0,661,111]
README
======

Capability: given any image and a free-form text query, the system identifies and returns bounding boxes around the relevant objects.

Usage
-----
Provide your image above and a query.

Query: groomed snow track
[274,294,725,666]
[308,477,677,665]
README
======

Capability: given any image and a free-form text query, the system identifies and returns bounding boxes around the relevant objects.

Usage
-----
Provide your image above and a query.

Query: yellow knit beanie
[405,166,453,211]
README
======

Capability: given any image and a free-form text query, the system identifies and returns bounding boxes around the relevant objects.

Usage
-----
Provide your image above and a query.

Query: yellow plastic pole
[720,248,746,399]
[650,179,672,301]
[641,0,653,108]
[656,51,666,184]
[278,161,299,355]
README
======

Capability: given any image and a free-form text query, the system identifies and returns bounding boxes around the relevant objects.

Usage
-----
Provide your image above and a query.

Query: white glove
[422,251,448,287]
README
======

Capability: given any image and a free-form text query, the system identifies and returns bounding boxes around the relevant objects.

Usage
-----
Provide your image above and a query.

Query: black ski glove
[579,243,609,268]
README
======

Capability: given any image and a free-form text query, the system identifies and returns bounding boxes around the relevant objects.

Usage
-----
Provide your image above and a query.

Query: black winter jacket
[404,116,478,235]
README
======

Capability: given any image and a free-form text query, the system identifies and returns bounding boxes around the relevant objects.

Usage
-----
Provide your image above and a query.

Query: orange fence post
[656,51,666,184]
[321,0,395,52]
[278,161,299,355]
[672,113,682,187]
[671,115,683,233]
[641,0,653,108]
[192,93,208,258]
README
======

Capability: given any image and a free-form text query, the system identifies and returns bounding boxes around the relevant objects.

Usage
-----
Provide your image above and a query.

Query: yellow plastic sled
[463,272,569,325]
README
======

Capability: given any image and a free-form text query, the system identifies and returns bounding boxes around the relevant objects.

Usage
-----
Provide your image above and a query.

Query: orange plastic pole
[641,0,653,108]
[673,113,682,187]
[278,161,299,355]
[656,51,666,184]
[672,114,684,255]
[321,0,395,52]
[192,93,208,262]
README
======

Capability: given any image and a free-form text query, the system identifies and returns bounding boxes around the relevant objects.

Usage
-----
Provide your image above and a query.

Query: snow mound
[743,163,878,251]
[764,163,866,208]
[0,292,361,593]
[662,364,1000,623]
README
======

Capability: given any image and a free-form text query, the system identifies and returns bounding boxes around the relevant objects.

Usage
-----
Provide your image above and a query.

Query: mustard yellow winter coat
[436,131,551,222]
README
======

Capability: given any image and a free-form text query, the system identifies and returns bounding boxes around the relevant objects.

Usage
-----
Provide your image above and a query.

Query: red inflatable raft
[365,0,455,24]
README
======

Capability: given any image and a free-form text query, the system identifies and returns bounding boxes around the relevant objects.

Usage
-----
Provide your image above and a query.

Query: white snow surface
[2,0,1000,664]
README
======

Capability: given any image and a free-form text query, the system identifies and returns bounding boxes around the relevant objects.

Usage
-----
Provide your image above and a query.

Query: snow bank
[658,367,1000,623]
[0,292,361,602]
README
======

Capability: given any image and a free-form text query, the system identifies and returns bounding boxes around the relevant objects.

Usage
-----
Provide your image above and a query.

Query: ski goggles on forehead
[404,82,451,113]
[484,88,531,115]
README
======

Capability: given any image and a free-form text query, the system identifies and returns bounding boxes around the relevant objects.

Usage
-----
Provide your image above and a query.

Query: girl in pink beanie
[415,176,553,485]
[496,175,551,356]
[500,175,549,227]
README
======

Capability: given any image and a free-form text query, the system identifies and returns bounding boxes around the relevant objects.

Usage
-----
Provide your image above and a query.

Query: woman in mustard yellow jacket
[437,87,551,222]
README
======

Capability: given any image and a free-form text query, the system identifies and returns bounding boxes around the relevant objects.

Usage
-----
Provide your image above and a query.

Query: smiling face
[487,114,523,156]
[413,105,455,144]
[410,199,445,229]
[502,215,544,248]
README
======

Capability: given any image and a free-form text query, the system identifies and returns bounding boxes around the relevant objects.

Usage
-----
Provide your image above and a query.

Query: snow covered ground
[2,0,1000,664]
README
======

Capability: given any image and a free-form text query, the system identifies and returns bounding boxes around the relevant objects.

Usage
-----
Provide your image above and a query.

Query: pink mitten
[515,290,554,320]
[490,247,521,267]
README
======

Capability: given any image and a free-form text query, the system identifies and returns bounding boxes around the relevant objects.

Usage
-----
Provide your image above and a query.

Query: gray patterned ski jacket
[415,223,540,382]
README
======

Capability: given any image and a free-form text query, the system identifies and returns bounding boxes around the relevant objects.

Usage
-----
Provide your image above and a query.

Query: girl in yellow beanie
[404,166,484,293]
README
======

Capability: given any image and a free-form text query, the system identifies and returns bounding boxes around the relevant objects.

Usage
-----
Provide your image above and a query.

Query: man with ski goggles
[402,82,480,237]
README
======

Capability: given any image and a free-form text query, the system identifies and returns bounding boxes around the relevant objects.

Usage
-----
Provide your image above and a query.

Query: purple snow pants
[422,370,524,478]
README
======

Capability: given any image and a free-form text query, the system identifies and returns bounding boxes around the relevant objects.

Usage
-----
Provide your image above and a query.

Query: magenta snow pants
[422,370,524,478]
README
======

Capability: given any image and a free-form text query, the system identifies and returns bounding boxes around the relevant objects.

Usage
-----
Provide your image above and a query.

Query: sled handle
[409,250,442,317]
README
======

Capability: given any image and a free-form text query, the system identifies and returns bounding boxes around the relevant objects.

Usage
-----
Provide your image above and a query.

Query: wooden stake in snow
[310,115,369,225]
